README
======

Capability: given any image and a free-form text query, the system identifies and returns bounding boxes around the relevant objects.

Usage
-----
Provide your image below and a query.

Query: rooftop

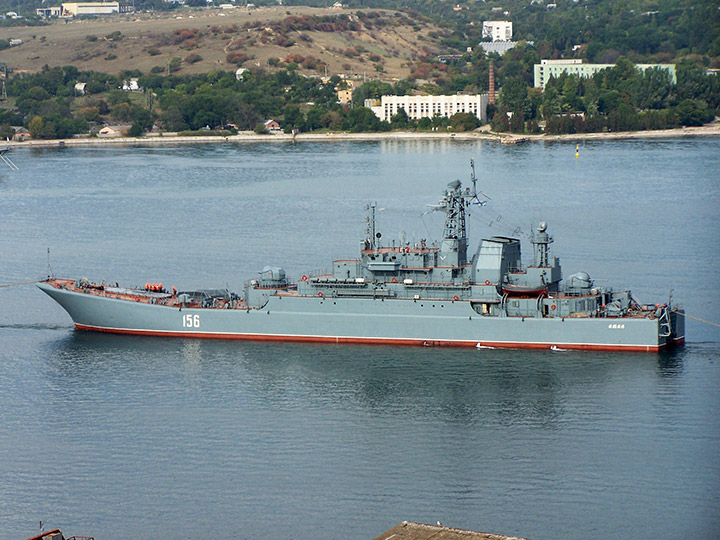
[373,521,532,540]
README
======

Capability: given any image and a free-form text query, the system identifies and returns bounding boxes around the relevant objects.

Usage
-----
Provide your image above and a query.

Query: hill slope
[0,7,446,79]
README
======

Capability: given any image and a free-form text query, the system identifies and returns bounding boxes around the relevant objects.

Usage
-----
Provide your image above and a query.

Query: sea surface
[0,138,718,540]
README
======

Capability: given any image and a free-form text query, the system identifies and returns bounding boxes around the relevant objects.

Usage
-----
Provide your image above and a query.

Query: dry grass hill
[0,6,448,79]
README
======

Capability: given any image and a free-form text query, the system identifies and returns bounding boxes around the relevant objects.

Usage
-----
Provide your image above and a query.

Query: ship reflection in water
[48,331,686,427]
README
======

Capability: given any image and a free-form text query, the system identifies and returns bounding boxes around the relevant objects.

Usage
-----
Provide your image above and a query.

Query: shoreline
[5,123,719,148]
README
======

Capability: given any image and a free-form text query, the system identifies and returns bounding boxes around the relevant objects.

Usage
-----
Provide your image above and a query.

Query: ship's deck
[45,278,661,321]
[47,278,250,310]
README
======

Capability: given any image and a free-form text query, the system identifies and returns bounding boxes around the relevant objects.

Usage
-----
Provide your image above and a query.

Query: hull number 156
[182,314,200,328]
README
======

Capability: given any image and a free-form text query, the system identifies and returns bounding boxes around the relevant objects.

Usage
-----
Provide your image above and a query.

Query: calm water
[0,139,719,540]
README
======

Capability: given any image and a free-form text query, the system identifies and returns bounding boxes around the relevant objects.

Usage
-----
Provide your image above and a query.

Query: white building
[533,59,677,89]
[122,78,141,91]
[478,40,533,56]
[482,21,513,42]
[37,6,62,17]
[61,2,119,17]
[365,94,489,124]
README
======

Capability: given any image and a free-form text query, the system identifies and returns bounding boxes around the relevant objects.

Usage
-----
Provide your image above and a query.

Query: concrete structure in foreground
[374,521,532,540]
[365,94,489,123]
[534,59,676,88]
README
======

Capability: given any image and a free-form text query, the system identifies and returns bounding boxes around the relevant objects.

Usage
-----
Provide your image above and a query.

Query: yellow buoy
[575,143,579,159]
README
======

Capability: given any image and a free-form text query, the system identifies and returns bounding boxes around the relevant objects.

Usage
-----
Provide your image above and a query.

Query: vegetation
[492,56,719,134]
[0,1,717,137]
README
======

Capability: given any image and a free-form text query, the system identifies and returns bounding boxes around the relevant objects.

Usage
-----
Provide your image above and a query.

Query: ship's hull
[38,283,685,352]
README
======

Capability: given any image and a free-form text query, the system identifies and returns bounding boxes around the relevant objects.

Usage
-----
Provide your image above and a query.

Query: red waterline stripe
[74,324,664,352]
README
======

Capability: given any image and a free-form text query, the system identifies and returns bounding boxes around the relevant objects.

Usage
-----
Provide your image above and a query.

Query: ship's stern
[668,308,686,347]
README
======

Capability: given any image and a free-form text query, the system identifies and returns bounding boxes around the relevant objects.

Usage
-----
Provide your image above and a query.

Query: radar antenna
[469,158,477,199]
[364,202,377,251]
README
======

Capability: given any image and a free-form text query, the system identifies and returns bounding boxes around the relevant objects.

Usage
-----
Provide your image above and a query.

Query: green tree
[390,108,409,129]
[491,110,510,132]
[500,77,530,120]
[676,99,714,126]
[28,116,44,138]
[449,112,479,132]
[283,105,305,130]
[128,122,144,137]
[0,123,13,140]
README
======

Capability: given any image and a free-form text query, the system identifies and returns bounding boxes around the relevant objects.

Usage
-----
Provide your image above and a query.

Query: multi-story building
[337,89,353,104]
[534,59,676,89]
[482,21,513,42]
[365,94,489,124]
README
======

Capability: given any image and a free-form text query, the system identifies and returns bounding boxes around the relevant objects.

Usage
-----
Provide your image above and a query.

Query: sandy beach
[4,123,719,148]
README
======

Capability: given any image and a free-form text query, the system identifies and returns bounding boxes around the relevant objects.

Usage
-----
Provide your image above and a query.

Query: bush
[253,123,269,134]
[128,122,143,137]
[450,112,479,132]
[226,52,249,66]
[177,129,233,137]
[185,53,202,64]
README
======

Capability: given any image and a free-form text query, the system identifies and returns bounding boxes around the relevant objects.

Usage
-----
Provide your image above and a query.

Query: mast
[364,202,377,251]
[532,222,553,267]
[436,160,478,267]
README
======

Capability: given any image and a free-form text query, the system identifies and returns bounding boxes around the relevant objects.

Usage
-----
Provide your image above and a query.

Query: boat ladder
[658,307,672,337]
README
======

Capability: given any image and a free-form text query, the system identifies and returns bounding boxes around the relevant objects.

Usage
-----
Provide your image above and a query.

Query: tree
[305,106,327,131]
[636,67,672,110]
[500,77,530,120]
[449,112,479,132]
[128,122,144,137]
[0,123,13,140]
[111,102,134,122]
[131,107,155,131]
[346,107,388,132]
[253,123,269,134]
[283,105,305,131]
[491,110,510,132]
[676,99,714,127]
[390,108,409,129]
[28,116,44,138]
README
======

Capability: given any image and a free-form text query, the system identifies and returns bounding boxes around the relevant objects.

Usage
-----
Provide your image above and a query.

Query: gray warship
[39,164,684,352]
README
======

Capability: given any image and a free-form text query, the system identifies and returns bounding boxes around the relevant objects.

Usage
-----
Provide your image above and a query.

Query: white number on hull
[182,314,200,328]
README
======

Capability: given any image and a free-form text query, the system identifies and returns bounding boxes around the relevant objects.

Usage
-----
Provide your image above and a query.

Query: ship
[38,162,685,352]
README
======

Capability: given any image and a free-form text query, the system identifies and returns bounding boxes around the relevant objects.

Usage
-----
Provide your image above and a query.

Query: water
[0,139,719,540]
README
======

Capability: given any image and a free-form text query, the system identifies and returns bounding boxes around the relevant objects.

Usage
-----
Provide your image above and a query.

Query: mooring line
[0,280,43,288]
[673,310,720,328]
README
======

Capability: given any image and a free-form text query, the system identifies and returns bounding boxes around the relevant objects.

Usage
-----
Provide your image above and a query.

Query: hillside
[0,6,447,79]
